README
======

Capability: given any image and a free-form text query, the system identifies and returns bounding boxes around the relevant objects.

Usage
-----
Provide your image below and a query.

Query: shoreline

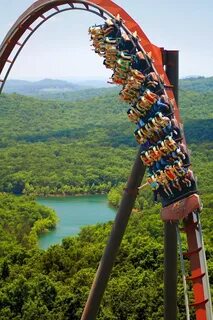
[36,191,107,198]
[37,193,116,249]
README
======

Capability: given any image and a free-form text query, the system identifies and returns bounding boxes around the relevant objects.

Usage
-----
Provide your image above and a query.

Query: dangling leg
[183,176,192,187]
[173,179,182,191]
[163,186,171,197]
[153,189,158,203]
[165,183,174,196]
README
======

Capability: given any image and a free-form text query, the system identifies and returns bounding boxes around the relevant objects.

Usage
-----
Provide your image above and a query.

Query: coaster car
[127,71,145,89]
[103,59,116,69]
[154,170,174,197]
[127,105,146,123]
[137,90,158,111]
[111,56,132,84]
[140,136,186,171]
[104,52,118,69]
[89,25,104,37]
[120,88,139,103]
[162,119,181,139]
[163,165,182,191]
[132,51,150,73]
[144,72,163,94]
[152,99,172,116]
[105,52,117,59]
[118,34,137,54]
[131,69,145,82]
[116,58,131,72]
[119,69,145,103]
[140,150,154,166]
[173,161,192,187]
[111,73,127,85]
[134,124,156,144]
[89,16,122,57]
[92,41,106,56]
[103,38,120,69]
[134,128,147,144]
[120,82,140,101]
[127,108,140,123]
[89,27,106,56]
[103,15,122,38]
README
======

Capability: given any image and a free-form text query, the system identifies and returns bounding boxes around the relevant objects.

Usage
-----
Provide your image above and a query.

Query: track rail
[0,1,176,114]
[162,198,212,319]
[0,1,212,319]
[183,212,213,320]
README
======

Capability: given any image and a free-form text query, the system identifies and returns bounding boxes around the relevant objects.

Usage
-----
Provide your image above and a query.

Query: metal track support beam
[163,50,179,320]
[81,148,146,320]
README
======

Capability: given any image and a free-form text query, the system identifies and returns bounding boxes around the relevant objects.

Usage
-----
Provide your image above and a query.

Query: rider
[118,33,137,55]
[155,170,174,198]
[138,174,159,203]
[103,15,122,38]
[132,51,151,74]
[143,72,163,95]
[164,165,182,191]
[172,161,192,187]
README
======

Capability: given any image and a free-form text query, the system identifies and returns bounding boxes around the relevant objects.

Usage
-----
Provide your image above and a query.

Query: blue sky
[0,0,212,80]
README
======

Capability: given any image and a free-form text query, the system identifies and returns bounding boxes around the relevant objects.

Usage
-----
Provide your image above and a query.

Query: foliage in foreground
[0,192,212,320]
[0,194,57,254]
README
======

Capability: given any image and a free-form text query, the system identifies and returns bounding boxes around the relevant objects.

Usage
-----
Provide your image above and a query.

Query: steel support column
[81,148,146,320]
[163,50,179,320]
[164,221,178,320]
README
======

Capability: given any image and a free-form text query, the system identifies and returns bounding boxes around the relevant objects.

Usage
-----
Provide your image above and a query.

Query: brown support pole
[164,50,179,104]
[164,221,178,320]
[163,50,179,320]
[81,148,146,320]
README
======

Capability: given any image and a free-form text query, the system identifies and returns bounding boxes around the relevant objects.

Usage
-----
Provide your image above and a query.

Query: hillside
[4,76,213,101]
[0,86,212,147]
[0,77,212,196]
[0,92,135,195]
[0,191,212,319]
[4,79,86,95]
[4,79,114,98]
[29,86,119,102]
[180,76,213,92]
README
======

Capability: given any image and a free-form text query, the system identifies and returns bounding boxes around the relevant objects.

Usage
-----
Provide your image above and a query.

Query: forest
[0,83,212,196]
[0,77,212,319]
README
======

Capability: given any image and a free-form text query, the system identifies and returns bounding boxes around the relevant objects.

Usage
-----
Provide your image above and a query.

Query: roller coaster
[0,1,212,320]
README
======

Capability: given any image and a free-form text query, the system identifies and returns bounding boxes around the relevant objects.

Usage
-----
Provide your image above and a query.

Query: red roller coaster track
[0,1,212,319]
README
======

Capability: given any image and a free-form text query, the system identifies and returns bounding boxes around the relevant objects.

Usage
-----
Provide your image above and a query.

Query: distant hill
[4,78,113,96]
[4,79,88,95]
[3,79,118,101]
[33,86,119,102]
[180,76,213,92]
[4,76,213,101]
[76,79,114,88]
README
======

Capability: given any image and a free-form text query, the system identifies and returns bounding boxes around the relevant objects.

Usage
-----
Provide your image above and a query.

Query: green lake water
[37,195,116,249]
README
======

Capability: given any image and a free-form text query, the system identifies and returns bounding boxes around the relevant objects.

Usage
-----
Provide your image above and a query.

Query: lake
[37,195,116,249]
